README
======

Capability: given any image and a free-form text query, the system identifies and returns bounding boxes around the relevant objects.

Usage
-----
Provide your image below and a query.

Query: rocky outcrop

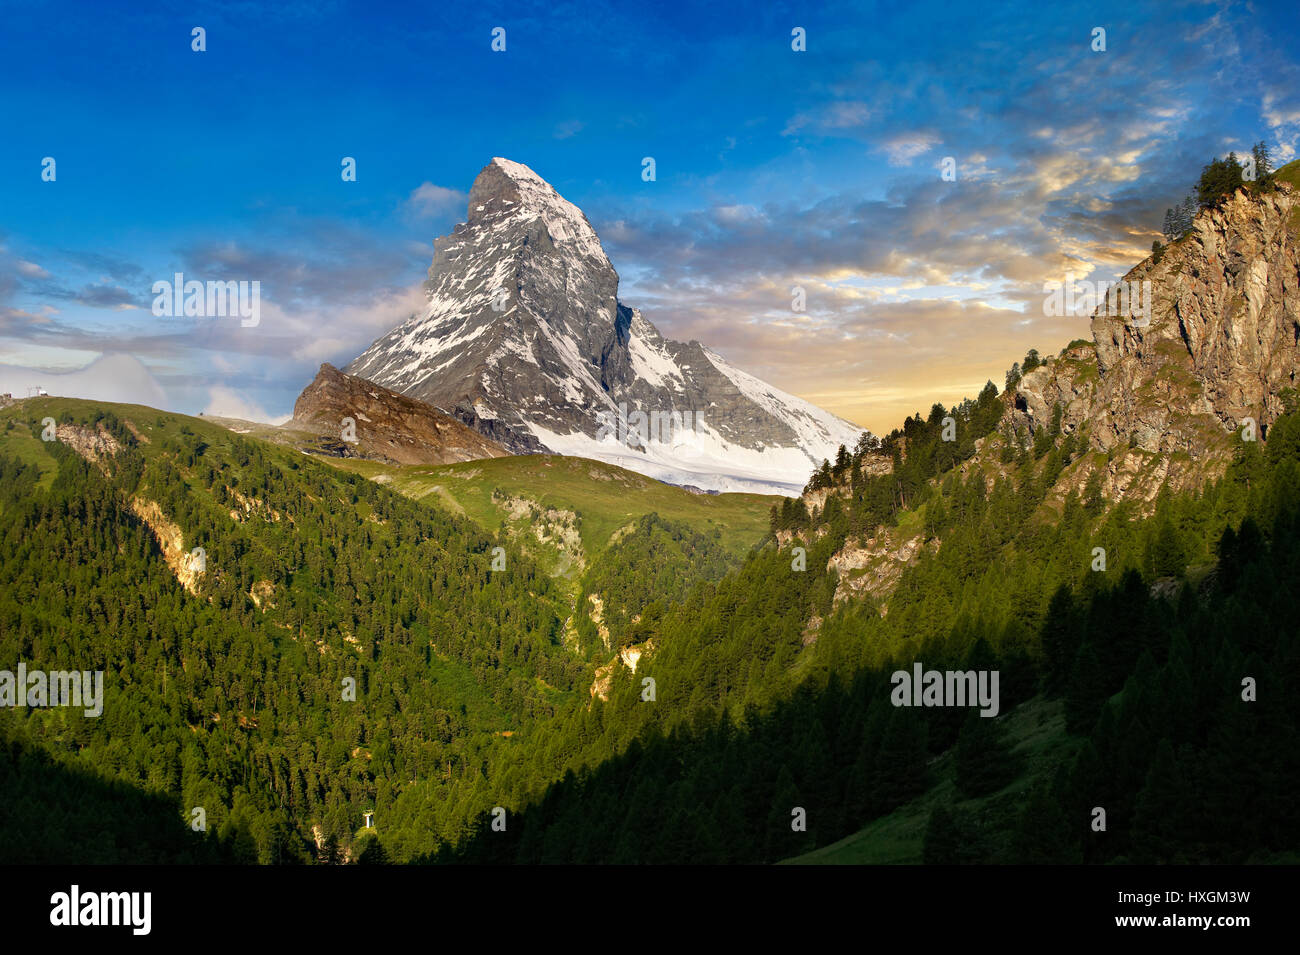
[130,497,203,595]
[772,186,1298,619]
[56,422,122,468]
[586,593,610,649]
[590,662,615,702]
[292,363,506,466]
[1013,184,1299,497]
[1090,186,1300,445]
[249,580,276,610]
[589,638,656,702]
[493,490,585,577]
[828,527,937,609]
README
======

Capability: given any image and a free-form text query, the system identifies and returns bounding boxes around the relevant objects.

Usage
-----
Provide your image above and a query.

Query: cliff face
[1013,184,1300,492]
[1095,185,1299,446]
[292,363,506,466]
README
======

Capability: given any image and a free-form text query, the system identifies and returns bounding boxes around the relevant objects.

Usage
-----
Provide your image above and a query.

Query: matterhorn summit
[346,158,866,494]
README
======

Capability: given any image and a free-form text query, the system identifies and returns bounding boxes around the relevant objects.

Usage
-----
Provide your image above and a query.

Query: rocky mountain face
[1011,183,1299,494]
[292,362,506,465]
[346,157,865,494]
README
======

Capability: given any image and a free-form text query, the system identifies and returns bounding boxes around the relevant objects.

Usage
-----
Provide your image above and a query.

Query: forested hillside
[1,373,1297,864]
[425,398,1300,864]
[573,513,732,654]
[0,400,578,862]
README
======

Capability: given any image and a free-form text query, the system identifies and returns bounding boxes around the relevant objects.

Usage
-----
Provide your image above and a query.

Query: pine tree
[1041,585,1079,693]
[1148,511,1186,577]
[869,707,929,813]
[1197,153,1245,209]
[1064,643,1107,734]
[1132,738,1192,862]
[1012,780,1078,863]
[354,832,388,864]
[954,714,1021,798]
[1005,361,1022,392]
[1249,141,1273,185]
[764,766,806,861]
[834,444,851,475]
[1175,194,1196,233]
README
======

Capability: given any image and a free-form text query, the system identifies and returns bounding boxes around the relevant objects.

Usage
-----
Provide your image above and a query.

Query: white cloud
[405,182,467,219]
[783,100,872,136]
[202,385,288,424]
[880,133,941,166]
[274,284,428,363]
[0,353,169,407]
[714,204,764,225]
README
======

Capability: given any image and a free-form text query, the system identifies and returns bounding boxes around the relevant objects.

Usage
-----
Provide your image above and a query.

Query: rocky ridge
[292,362,507,466]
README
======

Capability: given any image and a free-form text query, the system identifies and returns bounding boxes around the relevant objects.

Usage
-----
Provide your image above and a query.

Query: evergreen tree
[1196,153,1244,209]
[870,707,929,813]
[1249,140,1273,185]
[1064,643,1107,735]
[1012,779,1077,864]
[954,714,1021,798]
[1132,738,1192,862]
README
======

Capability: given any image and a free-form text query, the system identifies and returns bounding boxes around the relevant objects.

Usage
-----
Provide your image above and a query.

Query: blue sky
[1,0,1297,431]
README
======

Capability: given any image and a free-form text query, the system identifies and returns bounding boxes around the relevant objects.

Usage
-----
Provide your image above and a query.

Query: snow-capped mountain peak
[345,158,867,494]
[471,157,610,266]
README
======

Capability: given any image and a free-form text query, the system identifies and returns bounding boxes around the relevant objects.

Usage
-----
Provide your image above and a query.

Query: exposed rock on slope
[1015,186,1299,469]
[828,527,937,609]
[56,421,122,469]
[130,497,203,595]
[1094,186,1300,442]
[589,638,656,702]
[292,363,506,466]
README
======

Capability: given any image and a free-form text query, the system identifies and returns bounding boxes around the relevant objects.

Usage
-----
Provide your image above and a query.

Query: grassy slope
[327,453,778,578]
[5,396,276,451]
[782,696,1081,864]
[4,399,777,573]
[3,397,777,678]
[1274,158,1300,189]
[0,411,60,490]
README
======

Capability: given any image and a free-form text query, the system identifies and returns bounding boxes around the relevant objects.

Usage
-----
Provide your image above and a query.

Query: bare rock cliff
[1014,184,1300,485]
[292,363,507,466]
